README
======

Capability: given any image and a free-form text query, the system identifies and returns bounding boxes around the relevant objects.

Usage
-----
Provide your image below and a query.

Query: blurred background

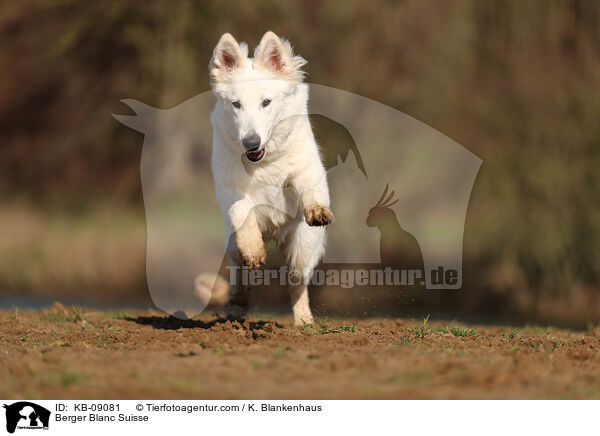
[1,0,599,326]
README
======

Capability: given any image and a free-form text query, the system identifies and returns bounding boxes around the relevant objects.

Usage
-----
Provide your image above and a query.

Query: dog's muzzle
[242,132,265,162]
[245,147,265,162]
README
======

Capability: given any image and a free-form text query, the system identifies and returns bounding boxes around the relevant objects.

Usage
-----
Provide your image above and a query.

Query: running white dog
[209,31,333,326]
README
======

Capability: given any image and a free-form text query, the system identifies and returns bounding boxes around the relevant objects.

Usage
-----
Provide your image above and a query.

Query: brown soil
[1,303,599,399]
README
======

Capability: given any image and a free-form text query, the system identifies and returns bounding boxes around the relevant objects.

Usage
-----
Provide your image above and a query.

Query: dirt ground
[1,303,599,399]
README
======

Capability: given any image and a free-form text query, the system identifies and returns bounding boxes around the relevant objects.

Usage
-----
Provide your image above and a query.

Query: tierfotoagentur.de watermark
[227,265,459,288]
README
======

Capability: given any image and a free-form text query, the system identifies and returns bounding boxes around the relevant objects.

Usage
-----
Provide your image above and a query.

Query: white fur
[209,32,332,326]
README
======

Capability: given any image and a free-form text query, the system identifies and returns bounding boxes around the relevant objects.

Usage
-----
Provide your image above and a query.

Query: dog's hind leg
[223,230,251,317]
[279,218,325,326]
[222,204,266,313]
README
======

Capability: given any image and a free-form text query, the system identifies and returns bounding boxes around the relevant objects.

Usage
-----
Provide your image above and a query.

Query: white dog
[209,31,333,326]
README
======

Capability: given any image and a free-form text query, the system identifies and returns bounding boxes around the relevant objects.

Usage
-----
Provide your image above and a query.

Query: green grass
[408,314,431,339]
[527,340,541,349]
[45,305,87,323]
[109,311,131,320]
[18,336,42,348]
[98,335,118,348]
[449,326,480,337]
[301,319,357,335]
[405,317,481,339]
[397,336,413,346]
[501,330,519,339]
[435,324,480,337]
[48,370,87,387]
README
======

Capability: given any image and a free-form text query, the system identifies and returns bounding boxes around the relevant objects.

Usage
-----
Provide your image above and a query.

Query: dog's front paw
[304,205,335,227]
[240,246,266,270]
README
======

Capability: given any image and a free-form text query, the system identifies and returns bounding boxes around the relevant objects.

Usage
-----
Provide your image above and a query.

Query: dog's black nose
[242,133,261,150]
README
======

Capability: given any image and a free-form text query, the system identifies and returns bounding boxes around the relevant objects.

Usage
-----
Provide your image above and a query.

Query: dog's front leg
[293,170,335,227]
[228,199,266,270]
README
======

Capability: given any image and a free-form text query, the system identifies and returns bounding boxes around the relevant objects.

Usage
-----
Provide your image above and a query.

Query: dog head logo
[3,402,50,434]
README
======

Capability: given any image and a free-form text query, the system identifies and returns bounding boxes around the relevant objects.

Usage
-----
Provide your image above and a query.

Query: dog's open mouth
[245,148,265,162]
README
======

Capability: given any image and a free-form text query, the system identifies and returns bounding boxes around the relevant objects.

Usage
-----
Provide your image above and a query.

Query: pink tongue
[248,150,262,159]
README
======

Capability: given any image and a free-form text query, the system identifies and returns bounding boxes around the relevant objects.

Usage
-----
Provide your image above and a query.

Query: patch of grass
[98,335,118,348]
[435,323,479,337]
[301,319,357,335]
[508,345,524,351]
[14,336,40,347]
[250,360,265,369]
[109,311,130,320]
[48,370,86,387]
[449,326,480,337]
[70,306,86,322]
[527,340,541,349]
[397,336,413,346]
[60,372,83,387]
[408,314,431,339]
[46,305,87,323]
[46,314,62,323]
[501,330,519,339]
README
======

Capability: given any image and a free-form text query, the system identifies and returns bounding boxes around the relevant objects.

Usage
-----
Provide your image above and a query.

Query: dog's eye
[232,101,241,109]
[262,98,271,107]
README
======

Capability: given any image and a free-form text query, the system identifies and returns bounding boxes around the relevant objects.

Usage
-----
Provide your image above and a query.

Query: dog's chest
[248,178,298,234]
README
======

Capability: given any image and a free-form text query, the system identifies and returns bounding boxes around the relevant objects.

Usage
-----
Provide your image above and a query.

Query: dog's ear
[209,33,244,81]
[254,31,306,81]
